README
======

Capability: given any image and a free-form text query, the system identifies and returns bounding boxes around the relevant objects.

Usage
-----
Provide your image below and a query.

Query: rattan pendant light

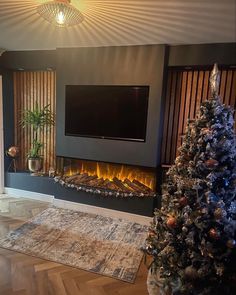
[37,0,84,27]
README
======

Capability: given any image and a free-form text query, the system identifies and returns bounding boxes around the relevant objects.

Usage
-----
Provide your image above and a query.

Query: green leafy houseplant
[21,103,55,172]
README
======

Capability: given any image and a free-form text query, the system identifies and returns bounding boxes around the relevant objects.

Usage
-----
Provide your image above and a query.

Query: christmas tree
[144,64,236,295]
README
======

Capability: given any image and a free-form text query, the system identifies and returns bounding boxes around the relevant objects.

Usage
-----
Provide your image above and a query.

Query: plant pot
[28,157,42,175]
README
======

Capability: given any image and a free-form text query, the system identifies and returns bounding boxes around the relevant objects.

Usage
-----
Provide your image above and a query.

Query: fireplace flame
[64,160,155,190]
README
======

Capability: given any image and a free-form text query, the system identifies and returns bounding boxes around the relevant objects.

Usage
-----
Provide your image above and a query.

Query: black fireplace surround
[5,170,156,216]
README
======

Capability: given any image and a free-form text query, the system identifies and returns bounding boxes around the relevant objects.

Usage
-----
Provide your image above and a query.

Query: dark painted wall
[168,43,236,66]
[56,45,167,168]
[0,69,14,170]
[0,50,56,70]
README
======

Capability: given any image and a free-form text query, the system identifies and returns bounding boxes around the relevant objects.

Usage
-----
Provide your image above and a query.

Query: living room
[0,1,236,295]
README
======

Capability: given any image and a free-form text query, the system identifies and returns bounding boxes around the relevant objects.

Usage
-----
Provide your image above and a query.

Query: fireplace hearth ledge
[5,172,155,216]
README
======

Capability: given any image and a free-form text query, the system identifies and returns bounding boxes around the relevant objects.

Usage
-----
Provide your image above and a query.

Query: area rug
[0,207,148,283]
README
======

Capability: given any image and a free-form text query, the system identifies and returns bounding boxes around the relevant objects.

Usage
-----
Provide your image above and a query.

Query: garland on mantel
[54,176,157,198]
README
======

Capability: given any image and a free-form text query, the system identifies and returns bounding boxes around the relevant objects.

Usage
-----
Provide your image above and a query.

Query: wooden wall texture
[161,67,236,165]
[13,71,56,173]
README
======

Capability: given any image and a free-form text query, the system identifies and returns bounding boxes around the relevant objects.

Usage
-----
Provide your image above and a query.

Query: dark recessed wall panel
[56,45,167,168]
[0,50,56,70]
[1,70,14,171]
[169,43,236,66]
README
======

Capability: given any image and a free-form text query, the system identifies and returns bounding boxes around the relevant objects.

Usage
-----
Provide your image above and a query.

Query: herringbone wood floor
[0,196,149,295]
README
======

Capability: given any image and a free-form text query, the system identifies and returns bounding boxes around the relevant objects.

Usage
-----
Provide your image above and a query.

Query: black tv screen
[65,85,149,142]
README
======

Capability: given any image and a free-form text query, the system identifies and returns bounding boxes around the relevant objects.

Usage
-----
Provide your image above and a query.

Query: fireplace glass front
[55,157,156,198]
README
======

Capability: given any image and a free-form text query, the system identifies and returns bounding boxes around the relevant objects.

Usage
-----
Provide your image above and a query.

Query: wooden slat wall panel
[161,67,236,165]
[13,71,56,173]
[171,72,183,162]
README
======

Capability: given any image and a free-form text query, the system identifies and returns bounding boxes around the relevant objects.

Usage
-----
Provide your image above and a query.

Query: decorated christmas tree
[144,64,236,295]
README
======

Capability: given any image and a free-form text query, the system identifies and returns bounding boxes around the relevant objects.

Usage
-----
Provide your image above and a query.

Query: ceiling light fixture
[37,0,84,27]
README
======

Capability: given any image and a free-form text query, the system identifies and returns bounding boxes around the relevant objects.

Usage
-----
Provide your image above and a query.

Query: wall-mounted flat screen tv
[65,85,149,142]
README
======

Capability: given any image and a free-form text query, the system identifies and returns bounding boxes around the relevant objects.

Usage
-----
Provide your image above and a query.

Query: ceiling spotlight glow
[37,0,84,27]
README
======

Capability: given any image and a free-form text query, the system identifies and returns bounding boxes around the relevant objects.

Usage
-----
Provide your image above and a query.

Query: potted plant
[21,102,55,175]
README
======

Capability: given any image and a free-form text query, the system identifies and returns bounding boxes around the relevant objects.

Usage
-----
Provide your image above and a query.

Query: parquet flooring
[0,195,149,295]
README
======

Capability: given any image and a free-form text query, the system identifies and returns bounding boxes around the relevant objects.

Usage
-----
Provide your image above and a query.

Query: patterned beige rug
[0,207,148,283]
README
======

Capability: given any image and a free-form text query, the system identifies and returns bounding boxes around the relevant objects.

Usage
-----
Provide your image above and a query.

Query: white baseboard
[54,199,152,225]
[4,187,54,203]
[4,187,152,225]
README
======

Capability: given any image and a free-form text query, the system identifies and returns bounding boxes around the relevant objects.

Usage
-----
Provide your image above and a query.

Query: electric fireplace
[55,157,157,198]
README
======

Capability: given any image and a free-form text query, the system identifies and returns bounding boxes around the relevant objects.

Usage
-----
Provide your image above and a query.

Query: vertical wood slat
[224,70,232,106]
[13,71,56,173]
[202,71,210,102]
[219,70,227,100]
[177,71,187,148]
[195,71,204,117]
[171,72,183,161]
[161,67,236,165]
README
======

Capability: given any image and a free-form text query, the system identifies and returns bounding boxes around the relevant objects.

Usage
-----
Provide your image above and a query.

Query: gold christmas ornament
[166,216,177,228]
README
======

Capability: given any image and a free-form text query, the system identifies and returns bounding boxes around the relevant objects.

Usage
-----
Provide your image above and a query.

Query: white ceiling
[0,0,235,51]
